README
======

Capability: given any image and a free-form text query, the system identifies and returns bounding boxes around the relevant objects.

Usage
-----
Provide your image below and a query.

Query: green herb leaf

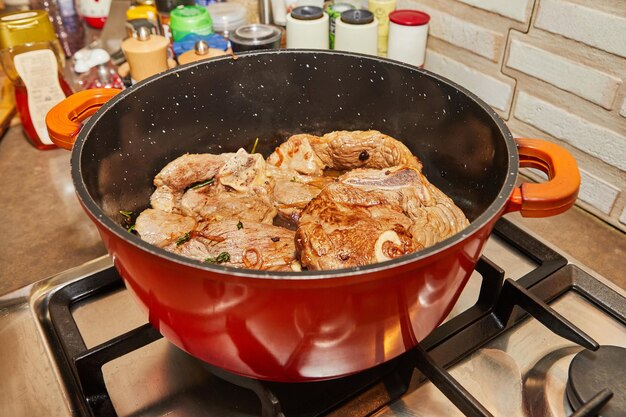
[250,137,259,154]
[190,177,215,190]
[237,221,243,230]
[127,225,136,234]
[205,252,231,264]
[120,210,133,218]
[176,232,191,246]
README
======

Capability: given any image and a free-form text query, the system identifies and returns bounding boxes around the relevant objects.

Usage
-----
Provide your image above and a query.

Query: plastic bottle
[30,0,86,57]
[0,10,73,150]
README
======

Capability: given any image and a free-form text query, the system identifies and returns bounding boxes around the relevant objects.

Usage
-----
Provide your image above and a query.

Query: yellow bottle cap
[0,10,57,50]
[126,5,158,21]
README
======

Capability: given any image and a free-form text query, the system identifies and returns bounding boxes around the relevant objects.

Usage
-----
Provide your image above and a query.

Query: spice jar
[387,10,430,67]
[0,10,73,150]
[286,6,329,49]
[334,9,377,55]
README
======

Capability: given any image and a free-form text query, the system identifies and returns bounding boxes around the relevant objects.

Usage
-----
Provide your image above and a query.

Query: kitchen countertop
[1,125,624,296]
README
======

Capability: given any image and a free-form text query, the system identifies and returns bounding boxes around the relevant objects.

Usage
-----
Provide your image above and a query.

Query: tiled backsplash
[400,0,626,231]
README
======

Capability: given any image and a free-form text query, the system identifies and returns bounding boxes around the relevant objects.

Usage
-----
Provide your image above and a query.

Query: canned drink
[325,2,356,49]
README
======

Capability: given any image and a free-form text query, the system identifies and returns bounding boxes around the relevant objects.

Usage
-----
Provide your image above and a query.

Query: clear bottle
[30,0,86,57]
[0,10,73,150]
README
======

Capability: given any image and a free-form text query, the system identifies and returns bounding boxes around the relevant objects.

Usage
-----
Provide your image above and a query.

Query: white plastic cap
[73,48,111,73]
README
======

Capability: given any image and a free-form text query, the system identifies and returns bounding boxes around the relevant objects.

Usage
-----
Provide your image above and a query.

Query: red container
[46,51,580,382]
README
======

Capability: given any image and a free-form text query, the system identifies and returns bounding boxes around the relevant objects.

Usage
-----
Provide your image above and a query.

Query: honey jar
[0,10,73,150]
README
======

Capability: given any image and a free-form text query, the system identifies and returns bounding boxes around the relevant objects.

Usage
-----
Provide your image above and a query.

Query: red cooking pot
[46,50,579,382]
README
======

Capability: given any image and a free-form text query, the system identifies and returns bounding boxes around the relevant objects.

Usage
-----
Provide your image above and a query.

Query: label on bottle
[14,49,66,146]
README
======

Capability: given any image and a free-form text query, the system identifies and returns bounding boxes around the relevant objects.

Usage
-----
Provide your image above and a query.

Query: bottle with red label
[0,10,73,150]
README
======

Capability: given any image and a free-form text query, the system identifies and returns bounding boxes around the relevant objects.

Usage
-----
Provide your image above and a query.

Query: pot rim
[71,49,518,280]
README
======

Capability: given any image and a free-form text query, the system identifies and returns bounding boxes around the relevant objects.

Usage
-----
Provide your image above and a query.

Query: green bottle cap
[169,5,213,42]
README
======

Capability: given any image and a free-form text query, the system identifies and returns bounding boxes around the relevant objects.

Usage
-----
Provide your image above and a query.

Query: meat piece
[150,149,277,223]
[267,130,422,223]
[309,130,422,171]
[180,150,277,223]
[173,220,300,271]
[150,153,232,213]
[296,166,469,270]
[340,166,469,247]
[135,208,197,248]
[296,183,421,270]
[136,211,299,271]
[268,167,334,224]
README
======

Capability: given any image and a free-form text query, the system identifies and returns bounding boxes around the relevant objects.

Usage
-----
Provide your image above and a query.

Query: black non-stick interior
[76,50,513,226]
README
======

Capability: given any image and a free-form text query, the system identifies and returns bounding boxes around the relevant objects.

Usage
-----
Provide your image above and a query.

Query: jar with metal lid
[387,9,430,67]
[0,10,73,150]
[334,9,377,55]
[229,24,282,52]
[286,6,329,49]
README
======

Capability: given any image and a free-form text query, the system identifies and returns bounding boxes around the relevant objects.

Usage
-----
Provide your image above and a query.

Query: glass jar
[0,10,73,150]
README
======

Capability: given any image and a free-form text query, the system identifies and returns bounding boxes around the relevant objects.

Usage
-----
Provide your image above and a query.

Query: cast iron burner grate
[42,219,625,417]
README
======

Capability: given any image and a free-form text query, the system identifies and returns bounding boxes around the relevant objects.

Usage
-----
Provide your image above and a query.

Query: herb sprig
[189,177,215,190]
[205,252,231,264]
[176,232,191,246]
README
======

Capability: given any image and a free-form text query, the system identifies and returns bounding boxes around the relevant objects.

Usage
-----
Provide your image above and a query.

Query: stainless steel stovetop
[2,218,625,417]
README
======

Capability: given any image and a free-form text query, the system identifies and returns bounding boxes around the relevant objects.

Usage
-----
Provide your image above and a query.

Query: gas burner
[567,345,626,417]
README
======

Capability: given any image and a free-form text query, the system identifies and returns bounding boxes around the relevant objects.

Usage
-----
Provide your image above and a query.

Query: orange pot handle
[506,138,580,217]
[46,88,122,150]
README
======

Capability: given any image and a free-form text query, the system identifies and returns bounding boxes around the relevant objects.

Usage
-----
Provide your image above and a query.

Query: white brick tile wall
[578,168,620,214]
[514,92,626,171]
[415,4,504,61]
[455,0,532,23]
[506,39,622,109]
[535,0,626,59]
[425,51,514,111]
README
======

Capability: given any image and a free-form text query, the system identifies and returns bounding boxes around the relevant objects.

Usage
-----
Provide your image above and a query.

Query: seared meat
[296,166,469,270]
[150,153,232,213]
[184,220,299,271]
[296,183,421,270]
[135,208,197,248]
[150,149,276,223]
[340,166,469,246]
[267,130,421,223]
[309,130,422,171]
[136,211,299,271]
[136,130,466,272]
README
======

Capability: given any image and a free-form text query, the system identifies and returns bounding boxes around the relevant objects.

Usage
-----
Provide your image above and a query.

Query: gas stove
[2,218,624,417]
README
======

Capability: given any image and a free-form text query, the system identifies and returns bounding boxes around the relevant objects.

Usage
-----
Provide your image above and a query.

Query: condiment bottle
[367,0,395,56]
[126,4,160,36]
[334,9,377,55]
[121,26,170,83]
[286,6,329,49]
[387,10,430,67]
[155,0,195,41]
[0,10,73,150]
[169,5,213,42]
[30,0,86,57]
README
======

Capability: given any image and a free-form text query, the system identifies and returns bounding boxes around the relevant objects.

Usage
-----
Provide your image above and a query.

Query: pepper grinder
[121,26,170,83]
